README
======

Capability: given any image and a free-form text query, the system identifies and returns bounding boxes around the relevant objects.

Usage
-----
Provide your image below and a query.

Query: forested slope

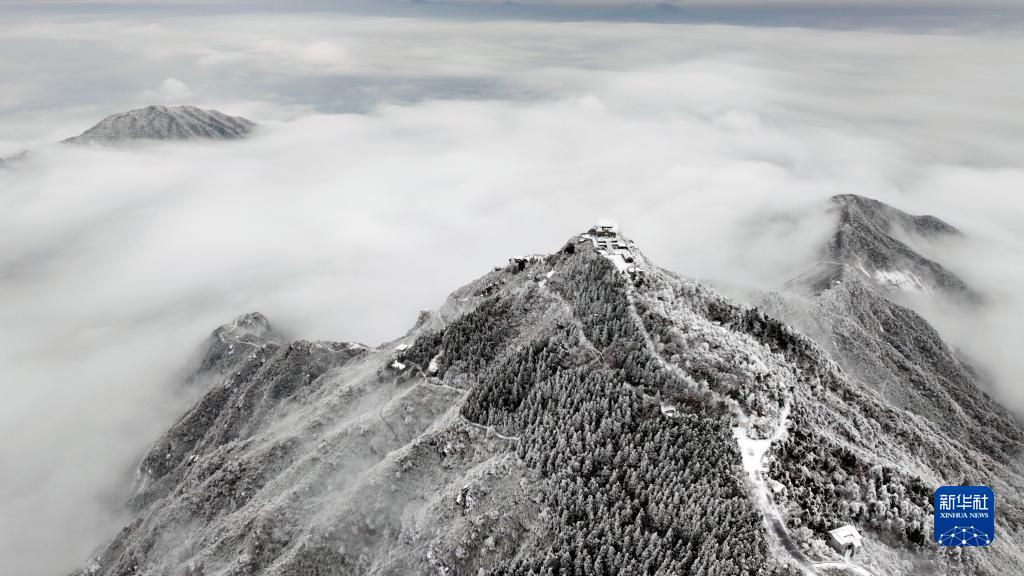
[74,225,1023,576]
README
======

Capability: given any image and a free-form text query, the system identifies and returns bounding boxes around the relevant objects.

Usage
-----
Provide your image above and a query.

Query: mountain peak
[792,194,973,298]
[71,220,1024,576]
[831,193,961,238]
[214,311,274,343]
[63,105,256,144]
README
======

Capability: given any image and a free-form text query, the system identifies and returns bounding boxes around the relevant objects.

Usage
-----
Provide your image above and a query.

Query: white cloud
[155,76,192,99]
[1,11,1023,576]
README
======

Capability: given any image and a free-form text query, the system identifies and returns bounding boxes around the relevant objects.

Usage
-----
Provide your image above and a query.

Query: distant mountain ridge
[743,194,1017,457]
[730,193,1023,572]
[63,105,256,144]
[0,106,255,166]
[790,194,974,299]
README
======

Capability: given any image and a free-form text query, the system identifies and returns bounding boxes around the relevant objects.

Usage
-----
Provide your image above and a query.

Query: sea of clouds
[1,7,1023,575]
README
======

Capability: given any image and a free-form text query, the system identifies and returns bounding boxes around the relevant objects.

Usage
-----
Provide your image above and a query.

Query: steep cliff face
[75,222,1023,576]
[64,106,256,144]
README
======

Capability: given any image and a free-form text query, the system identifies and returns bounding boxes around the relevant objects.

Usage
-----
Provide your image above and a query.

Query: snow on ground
[855,259,927,293]
[735,431,772,482]
[584,232,639,273]
[731,400,822,574]
[813,561,876,576]
[873,269,926,292]
[537,267,557,288]
[733,402,880,576]
[733,400,790,509]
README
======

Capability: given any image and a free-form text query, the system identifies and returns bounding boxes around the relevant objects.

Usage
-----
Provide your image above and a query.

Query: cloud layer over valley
[1,9,1023,575]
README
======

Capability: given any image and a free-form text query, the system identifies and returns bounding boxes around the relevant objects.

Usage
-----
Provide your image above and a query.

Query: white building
[826,525,863,557]
[592,219,619,237]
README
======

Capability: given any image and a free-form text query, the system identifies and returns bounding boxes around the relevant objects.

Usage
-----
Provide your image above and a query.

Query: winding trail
[733,395,879,576]
[732,401,818,573]
[603,242,877,576]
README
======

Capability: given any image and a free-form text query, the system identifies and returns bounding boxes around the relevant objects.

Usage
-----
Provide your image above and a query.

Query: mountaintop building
[592,219,619,237]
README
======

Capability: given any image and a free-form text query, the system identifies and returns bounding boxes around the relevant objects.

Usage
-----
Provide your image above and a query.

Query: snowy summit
[64,105,256,144]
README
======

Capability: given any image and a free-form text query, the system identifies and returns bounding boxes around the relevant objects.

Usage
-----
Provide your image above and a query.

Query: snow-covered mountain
[744,195,1012,452]
[63,105,255,144]
[789,195,974,299]
[732,194,1024,573]
[0,107,254,166]
[71,214,1023,576]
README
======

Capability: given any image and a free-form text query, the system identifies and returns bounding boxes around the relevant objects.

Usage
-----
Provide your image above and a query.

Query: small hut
[826,525,863,557]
